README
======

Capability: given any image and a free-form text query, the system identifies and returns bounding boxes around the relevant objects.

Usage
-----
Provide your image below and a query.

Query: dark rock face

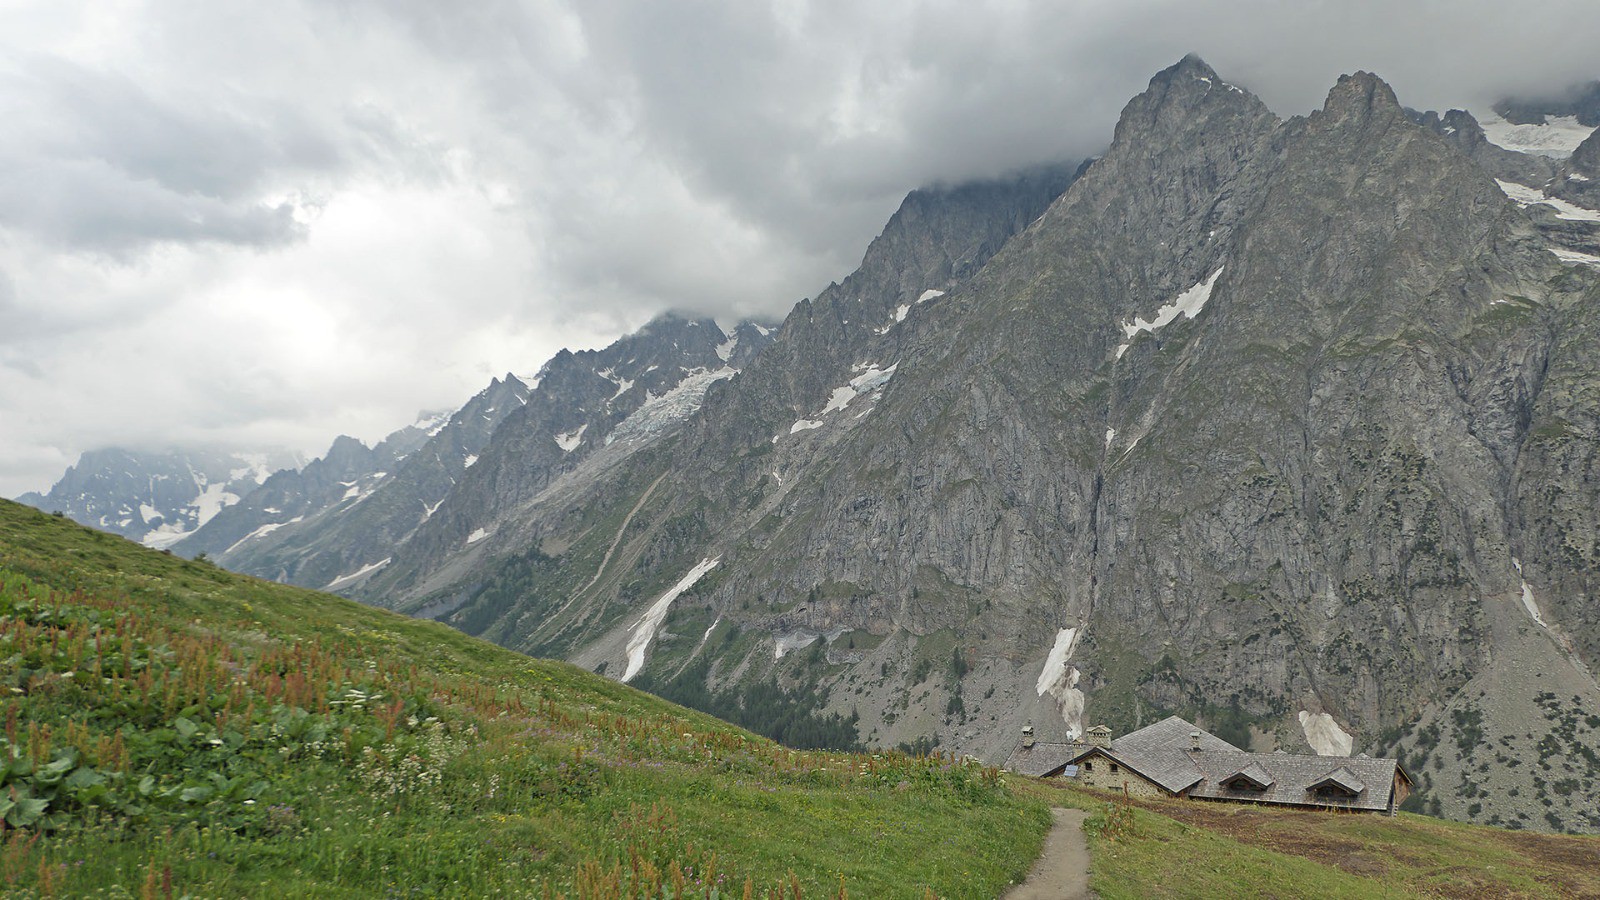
[1411,100,1600,287]
[15,447,301,547]
[360,315,779,606]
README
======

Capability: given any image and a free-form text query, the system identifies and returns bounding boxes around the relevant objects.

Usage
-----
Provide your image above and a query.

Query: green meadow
[0,500,1046,898]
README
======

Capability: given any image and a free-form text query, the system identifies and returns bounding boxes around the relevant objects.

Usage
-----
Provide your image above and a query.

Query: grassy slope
[0,500,1046,898]
[1019,781,1600,899]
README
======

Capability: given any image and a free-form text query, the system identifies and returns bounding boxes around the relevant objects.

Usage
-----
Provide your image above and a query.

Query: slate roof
[1081,744,1205,794]
[1007,715,1410,813]
[1221,761,1275,790]
[1111,715,1238,754]
[1184,750,1400,812]
[1003,741,1084,777]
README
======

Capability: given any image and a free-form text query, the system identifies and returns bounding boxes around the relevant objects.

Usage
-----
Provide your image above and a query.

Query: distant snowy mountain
[191,314,777,597]
[177,375,532,590]
[15,448,303,548]
[351,313,779,607]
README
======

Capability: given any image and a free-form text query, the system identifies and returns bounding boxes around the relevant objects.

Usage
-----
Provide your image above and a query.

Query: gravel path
[1002,808,1094,899]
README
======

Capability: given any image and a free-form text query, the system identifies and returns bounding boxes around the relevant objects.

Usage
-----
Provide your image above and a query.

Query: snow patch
[466,527,489,545]
[606,367,737,446]
[224,522,288,555]
[191,482,239,527]
[1511,560,1550,629]
[138,503,162,524]
[414,411,452,437]
[1104,428,1116,448]
[1550,247,1600,268]
[1298,711,1353,757]
[324,557,391,592]
[783,364,897,436]
[1115,268,1224,358]
[773,632,819,660]
[1035,627,1083,695]
[1479,113,1597,158]
[822,385,858,414]
[917,289,945,303]
[700,616,722,645]
[141,525,194,550]
[421,499,444,520]
[1495,179,1547,206]
[463,454,479,468]
[1544,197,1600,222]
[876,305,912,334]
[622,557,719,682]
[1496,179,1600,221]
[716,335,739,362]
[555,424,588,452]
[609,377,634,400]
[773,627,848,660]
[1036,626,1087,741]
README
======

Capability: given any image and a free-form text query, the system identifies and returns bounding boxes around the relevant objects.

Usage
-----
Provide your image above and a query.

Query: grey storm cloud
[0,59,328,254]
[1,0,1598,496]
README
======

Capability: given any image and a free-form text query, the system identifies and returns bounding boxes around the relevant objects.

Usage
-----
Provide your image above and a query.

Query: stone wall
[1075,758,1165,798]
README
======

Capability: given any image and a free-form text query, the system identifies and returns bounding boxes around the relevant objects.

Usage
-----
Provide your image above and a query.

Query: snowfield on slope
[324,557,391,591]
[1298,710,1354,757]
[783,364,897,438]
[622,557,720,681]
[1116,268,1224,358]
[1495,179,1600,221]
[1478,112,1597,158]
[606,367,737,446]
[1036,626,1087,741]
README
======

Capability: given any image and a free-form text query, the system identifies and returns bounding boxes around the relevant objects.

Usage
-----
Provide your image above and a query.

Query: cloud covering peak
[3,0,1598,495]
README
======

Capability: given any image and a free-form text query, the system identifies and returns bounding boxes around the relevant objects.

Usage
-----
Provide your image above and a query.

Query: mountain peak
[1106,57,1275,160]
[1154,52,1220,84]
[1320,71,1404,123]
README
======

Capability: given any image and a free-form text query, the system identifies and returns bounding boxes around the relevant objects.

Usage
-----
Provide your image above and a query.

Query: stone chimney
[1190,730,1202,752]
[1086,724,1112,749]
[1021,725,1035,749]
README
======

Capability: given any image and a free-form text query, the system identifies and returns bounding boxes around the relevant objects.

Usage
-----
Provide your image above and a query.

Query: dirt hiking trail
[1003,807,1094,899]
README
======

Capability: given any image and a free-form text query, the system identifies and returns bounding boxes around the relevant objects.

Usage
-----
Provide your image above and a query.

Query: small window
[1111,764,1120,774]
[1083,761,1093,772]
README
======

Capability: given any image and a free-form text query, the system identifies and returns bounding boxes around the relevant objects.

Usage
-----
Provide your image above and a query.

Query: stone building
[1004,715,1413,814]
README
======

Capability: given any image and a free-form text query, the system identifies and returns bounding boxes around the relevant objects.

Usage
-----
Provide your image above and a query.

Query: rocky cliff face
[15,447,301,548]
[337,58,1598,832]
[1411,102,1600,268]
[363,315,779,612]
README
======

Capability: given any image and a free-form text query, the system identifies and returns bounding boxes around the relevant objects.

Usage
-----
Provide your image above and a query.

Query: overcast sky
[3,0,1597,496]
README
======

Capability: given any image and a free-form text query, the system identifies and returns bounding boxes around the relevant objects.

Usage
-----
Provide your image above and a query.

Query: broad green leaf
[4,796,48,827]
[64,767,106,791]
